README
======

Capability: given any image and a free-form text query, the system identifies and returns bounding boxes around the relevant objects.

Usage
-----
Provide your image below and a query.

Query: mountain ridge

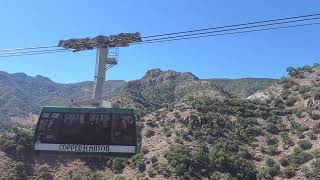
[1,64,320,179]
[0,69,276,118]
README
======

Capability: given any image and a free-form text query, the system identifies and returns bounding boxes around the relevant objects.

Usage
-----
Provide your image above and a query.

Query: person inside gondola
[111,114,124,145]
[95,115,108,145]
[121,115,136,145]
[102,114,111,144]
[80,113,98,145]
[62,113,81,144]
[46,119,56,142]
[38,118,51,143]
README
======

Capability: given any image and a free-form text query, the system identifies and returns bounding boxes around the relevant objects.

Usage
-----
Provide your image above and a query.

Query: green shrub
[35,164,53,179]
[313,149,320,159]
[298,140,312,150]
[112,158,126,173]
[15,162,27,178]
[147,167,156,177]
[287,67,298,77]
[257,169,271,180]
[285,148,313,167]
[0,128,33,158]
[282,79,295,89]
[140,146,149,154]
[266,135,279,145]
[285,96,298,107]
[265,123,279,134]
[145,129,155,138]
[281,89,291,99]
[283,166,295,178]
[313,122,320,134]
[210,172,237,180]
[174,112,181,119]
[265,158,280,177]
[154,163,172,178]
[299,86,312,94]
[150,155,158,163]
[71,173,100,180]
[302,65,313,72]
[307,132,317,140]
[209,141,257,179]
[314,157,320,178]
[291,84,300,91]
[302,165,316,179]
[280,132,295,147]
[309,111,320,120]
[266,145,279,156]
[312,91,320,99]
[87,175,103,180]
[0,138,16,153]
[301,92,311,99]
[114,176,125,180]
[163,127,172,137]
[279,77,290,84]
[164,144,191,177]
[210,171,224,180]
[129,154,146,172]
[280,158,290,167]
[15,145,26,157]
[289,120,309,134]
[70,173,82,180]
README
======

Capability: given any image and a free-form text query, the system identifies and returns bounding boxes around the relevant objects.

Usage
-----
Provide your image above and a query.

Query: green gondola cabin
[33,106,138,156]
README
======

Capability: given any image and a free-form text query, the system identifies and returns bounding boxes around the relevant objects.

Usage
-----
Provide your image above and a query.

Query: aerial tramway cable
[138,16,320,43]
[132,22,320,45]
[141,13,320,39]
[0,49,69,58]
[0,13,320,57]
[0,45,59,52]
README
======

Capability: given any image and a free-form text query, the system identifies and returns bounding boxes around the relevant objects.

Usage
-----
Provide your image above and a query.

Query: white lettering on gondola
[34,143,135,153]
[58,144,109,153]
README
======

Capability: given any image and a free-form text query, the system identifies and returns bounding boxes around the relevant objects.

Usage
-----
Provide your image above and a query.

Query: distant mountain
[0,71,126,118]
[0,70,276,118]
[113,69,226,113]
[205,78,277,97]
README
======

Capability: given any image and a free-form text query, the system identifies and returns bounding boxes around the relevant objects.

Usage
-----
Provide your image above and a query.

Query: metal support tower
[58,33,141,107]
[92,47,117,107]
[92,48,107,106]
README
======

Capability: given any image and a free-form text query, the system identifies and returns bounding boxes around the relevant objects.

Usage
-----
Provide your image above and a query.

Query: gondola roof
[41,106,136,114]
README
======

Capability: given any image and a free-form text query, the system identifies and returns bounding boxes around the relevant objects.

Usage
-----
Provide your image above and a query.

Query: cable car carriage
[34,106,138,156]
[33,33,142,156]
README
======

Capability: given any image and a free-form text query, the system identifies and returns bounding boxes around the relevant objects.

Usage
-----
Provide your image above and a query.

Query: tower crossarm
[58,32,142,52]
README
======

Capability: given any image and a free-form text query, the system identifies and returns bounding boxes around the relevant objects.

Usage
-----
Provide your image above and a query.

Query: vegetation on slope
[0,69,273,118]
[112,69,227,115]
[206,78,277,98]
[0,64,320,179]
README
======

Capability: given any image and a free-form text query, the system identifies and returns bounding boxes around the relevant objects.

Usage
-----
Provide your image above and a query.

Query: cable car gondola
[33,106,138,156]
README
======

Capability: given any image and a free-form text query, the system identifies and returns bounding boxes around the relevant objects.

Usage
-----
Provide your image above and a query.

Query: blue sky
[0,1,319,83]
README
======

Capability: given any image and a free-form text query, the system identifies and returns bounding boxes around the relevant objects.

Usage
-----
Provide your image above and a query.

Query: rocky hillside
[6,65,319,179]
[207,78,277,98]
[0,69,273,119]
[247,64,320,179]
[112,69,227,114]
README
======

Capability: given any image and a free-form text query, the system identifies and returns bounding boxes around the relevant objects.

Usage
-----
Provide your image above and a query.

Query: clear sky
[0,0,319,83]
